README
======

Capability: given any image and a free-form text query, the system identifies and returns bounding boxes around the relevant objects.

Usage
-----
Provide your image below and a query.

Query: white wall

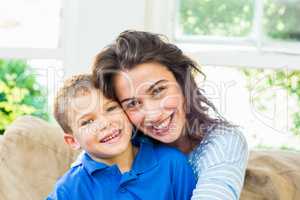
[63,0,146,77]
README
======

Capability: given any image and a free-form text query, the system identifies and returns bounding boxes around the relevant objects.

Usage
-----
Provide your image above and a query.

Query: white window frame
[145,0,300,70]
[0,0,79,70]
[0,0,81,112]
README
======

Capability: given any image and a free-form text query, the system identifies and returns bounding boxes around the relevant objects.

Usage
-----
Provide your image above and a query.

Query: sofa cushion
[241,150,300,200]
[0,115,79,200]
[1,115,300,200]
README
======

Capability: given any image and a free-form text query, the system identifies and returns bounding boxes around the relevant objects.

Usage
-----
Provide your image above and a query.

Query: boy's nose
[93,118,111,132]
[98,121,110,131]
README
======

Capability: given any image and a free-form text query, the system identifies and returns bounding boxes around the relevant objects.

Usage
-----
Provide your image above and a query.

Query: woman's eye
[81,119,93,126]
[124,99,140,109]
[152,86,166,97]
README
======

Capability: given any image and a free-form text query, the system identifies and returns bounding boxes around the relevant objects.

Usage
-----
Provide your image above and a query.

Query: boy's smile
[99,128,122,143]
[67,87,134,163]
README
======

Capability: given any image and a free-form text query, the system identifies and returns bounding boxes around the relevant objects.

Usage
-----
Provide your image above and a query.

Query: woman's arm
[189,126,249,200]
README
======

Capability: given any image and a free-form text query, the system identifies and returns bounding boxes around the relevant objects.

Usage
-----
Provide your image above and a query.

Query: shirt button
[120,188,126,193]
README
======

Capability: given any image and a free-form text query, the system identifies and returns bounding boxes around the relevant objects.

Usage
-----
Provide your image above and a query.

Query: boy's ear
[63,133,81,150]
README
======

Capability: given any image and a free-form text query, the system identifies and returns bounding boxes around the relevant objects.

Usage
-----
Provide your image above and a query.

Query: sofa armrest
[0,115,80,200]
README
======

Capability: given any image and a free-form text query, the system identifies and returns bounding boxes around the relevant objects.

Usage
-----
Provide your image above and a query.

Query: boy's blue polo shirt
[47,138,196,200]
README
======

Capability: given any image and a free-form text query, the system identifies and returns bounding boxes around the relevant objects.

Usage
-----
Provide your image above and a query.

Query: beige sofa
[0,116,299,200]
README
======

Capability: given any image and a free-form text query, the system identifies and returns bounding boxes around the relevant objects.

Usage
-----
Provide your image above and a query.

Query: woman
[92,30,248,200]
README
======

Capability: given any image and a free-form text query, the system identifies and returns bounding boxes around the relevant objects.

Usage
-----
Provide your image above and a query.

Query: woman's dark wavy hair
[92,30,232,143]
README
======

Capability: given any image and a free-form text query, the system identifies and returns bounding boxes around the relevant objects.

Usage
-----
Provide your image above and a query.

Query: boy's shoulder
[152,142,189,165]
[135,135,187,163]
[53,163,88,191]
[47,164,87,199]
[153,142,185,154]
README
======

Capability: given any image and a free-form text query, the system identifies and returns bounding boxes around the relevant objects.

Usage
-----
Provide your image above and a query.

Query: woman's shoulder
[189,124,248,172]
[202,124,247,148]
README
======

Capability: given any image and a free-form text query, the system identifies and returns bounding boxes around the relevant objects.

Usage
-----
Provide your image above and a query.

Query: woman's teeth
[153,113,173,130]
[100,130,120,143]
[154,118,170,129]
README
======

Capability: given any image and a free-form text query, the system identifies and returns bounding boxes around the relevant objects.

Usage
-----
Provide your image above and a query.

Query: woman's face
[114,62,186,143]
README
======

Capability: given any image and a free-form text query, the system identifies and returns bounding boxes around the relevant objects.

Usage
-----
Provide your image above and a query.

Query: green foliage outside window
[0,59,49,135]
[242,69,300,136]
[179,0,254,37]
[263,0,300,41]
[179,0,300,41]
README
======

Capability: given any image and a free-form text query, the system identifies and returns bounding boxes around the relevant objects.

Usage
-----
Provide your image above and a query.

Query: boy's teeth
[101,131,120,142]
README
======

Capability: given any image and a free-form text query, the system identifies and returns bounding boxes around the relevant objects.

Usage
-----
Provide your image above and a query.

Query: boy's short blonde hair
[53,74,95,134]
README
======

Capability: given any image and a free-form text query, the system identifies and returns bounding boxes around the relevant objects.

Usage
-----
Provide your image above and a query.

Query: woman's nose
[144,112,163,126]
[142,98,162,113]
[142,102,163,124]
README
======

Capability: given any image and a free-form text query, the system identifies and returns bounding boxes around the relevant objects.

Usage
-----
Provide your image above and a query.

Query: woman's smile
[145,110,175,136]
[114,62,186,144]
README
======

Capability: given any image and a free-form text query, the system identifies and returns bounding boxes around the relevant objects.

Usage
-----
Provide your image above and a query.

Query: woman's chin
[148,131,180,144]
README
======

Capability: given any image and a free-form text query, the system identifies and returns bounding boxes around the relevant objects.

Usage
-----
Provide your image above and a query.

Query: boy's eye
[80,119,94,126]
[106,105,119,112]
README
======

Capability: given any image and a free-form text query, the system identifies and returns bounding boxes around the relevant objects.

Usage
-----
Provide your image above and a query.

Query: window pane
[0,0,62,48]
[197,65,300,150]
[0,58,63,134]
[28,59,64,116]
[178,0,254,37]
[263,0,300,42]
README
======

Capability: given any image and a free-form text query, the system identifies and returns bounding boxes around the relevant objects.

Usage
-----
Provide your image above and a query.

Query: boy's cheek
[71,141,81,150]
[115,117,133,134]
[78,127,90,136]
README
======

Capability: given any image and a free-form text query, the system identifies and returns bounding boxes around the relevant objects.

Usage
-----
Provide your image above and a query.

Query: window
[145,0,300,68]
[145,0,300,149]
[0,0,65,59]
[199,65,300,150]
[177,0,254,38]
[176,0,300,49]
[0,0,67,122]
[0,0,62,48]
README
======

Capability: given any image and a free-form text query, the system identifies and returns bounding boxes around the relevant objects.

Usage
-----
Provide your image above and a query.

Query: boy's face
[66,87,133,160]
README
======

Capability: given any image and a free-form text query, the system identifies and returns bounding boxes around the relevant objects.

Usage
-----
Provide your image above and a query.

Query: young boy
[47,74,196,200]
